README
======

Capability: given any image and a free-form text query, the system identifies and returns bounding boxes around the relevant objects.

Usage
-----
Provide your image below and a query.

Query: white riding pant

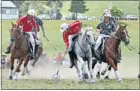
[94,34,110,51]
[32,32,42,46]
[32,32,40,39]
[26,32,35,54]
[68,33,78,51]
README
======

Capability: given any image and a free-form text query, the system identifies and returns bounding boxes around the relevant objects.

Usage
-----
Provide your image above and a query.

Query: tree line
[12,0,136,19]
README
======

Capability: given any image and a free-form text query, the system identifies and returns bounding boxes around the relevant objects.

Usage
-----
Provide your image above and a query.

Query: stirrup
[5,50,10,54]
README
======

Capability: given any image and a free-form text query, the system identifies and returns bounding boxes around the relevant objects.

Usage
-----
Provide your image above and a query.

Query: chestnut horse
[92,24,130,82]
[9,23,43,80]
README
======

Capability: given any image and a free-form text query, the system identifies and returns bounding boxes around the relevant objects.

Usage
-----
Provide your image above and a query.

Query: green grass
[1,79,139,89]
[61,1,139,17]
[1,69,139,89]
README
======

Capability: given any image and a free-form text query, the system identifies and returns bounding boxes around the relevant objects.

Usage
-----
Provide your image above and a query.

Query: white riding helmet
[60,23,69,32]
[104,13,111,17]
[27,9,35,16]
[104,9,110,14]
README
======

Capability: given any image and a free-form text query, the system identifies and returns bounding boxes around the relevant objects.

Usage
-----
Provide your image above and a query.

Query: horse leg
[104,65,111,79]
[9,57,14,80]
[76,56,84,82]
[74,60,82,82]
[82,62,89,80]
[22,55,30,76]
[32,47,43,67]
[108,58,121,82]
[89,58,95,83]
[14,59,23,80]
[96,61,102,79]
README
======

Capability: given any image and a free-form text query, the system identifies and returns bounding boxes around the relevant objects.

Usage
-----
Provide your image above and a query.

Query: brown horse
[9,23,43,80]
[92,24,130,82]
[9,23,30,80]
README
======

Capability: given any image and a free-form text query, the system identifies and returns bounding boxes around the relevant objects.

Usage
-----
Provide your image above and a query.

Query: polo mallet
[44,36,66,82]
[52,53,66,83]
[44,36,58,51]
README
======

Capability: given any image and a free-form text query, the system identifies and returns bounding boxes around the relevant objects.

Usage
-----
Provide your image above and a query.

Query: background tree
[69,0,89,19]
[18,1,63,17]
[110,6,124,18]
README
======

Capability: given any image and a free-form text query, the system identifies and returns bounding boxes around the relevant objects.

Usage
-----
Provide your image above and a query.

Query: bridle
[12,25,23,39]
[76,29,94,58]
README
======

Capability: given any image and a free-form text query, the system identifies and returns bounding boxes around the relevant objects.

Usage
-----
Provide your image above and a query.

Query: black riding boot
[5,39,14,54]
[29,44,35,60]
[68,51,75,68]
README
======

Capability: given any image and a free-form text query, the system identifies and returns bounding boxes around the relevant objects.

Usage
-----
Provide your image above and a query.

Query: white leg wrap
[9,70,13,76]
[14,72,18,80]
[115,70,122,81]
[82,62,87,74]
[97,63,102,74]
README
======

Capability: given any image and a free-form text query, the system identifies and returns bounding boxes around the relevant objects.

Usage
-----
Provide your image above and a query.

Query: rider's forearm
[34,28,37,37]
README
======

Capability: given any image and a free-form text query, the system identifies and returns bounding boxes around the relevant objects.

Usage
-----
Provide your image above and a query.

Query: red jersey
[63,20,82,48]
[16,15,37,32]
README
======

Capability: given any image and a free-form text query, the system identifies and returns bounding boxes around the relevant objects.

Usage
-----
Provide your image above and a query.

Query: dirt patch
[25,54,139,80]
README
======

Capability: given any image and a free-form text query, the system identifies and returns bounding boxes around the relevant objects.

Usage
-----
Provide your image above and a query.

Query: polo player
[5,9,38,59]
[60,20,82,68]
[94,13,116,58]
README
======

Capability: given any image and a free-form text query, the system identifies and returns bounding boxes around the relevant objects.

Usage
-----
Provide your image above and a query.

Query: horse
[71,26,96,83]
[9,23,30,80]
[9,23,43,80]
[93,24,130,82]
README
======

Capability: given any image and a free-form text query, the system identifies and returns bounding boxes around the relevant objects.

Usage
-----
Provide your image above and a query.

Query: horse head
[116,24,130,45]
[86,26,95,45]
[78,26,95,45]
[11,22,23,38]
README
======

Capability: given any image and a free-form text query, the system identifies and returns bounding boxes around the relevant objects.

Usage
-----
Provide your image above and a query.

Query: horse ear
[124,24,127,28]
[119,24,121,28]
[11,22,14,26]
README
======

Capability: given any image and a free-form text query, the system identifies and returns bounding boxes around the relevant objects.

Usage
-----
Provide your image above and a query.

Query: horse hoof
[90,80,95,84]
[9,76,13,80]
[82,73,89,79]
[96,72,100,79]
[13,76,18,80]
[78,80,83,83]
[14,77,18,81]
[104,76,109,79]
[101,71,105,75]
[21,73,25,76]
[117,79,122,82]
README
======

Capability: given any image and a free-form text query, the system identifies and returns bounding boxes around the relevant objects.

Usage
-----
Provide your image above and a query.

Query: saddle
[99,37,108,55]
[23,33,32,53]
[23,33,38,56]
[69,35,79,60]
[71,35,78,51]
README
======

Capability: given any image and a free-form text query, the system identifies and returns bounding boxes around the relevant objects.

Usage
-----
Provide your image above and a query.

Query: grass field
[1,70,139,90]
[1,20,140,89]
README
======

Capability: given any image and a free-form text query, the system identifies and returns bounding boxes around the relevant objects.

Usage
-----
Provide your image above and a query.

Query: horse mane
[114,25,122,37]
